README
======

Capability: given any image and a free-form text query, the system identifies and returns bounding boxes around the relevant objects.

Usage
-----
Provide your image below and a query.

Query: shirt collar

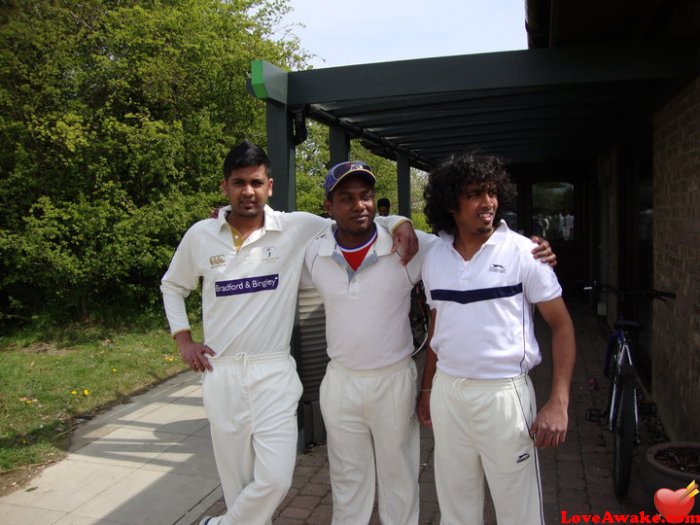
[216,204,282,233]
[316,219,393,256]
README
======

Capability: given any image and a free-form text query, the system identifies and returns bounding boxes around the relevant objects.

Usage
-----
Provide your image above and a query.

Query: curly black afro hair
[423,152,516,235]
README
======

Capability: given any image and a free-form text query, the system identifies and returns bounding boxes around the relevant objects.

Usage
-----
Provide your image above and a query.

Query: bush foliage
[0,0,308,325]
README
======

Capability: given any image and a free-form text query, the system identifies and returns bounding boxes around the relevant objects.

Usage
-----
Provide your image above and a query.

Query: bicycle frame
[607,332,639,435]
[581,279,675,498]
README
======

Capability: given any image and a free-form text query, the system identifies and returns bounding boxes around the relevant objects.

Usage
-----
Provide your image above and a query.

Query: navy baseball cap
[324,161,376,198]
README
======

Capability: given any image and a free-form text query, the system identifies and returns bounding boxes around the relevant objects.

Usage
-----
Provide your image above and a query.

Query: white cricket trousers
[201,351,302,525]
[320,357,420,525]
[430,370,545,525]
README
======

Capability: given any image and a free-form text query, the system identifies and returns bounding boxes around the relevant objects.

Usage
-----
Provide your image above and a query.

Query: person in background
[417,151,575,525]
[377,197,391,216]
[160,142,418,525]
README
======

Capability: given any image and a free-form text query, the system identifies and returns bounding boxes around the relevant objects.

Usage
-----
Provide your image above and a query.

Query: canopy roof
[250,1,698,171]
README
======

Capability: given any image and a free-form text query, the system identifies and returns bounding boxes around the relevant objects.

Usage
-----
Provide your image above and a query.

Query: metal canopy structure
[248,2,699,212]
[251,40,697,166]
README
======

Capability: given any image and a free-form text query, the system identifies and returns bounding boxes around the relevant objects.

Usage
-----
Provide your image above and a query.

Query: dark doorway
[511,163,590,303]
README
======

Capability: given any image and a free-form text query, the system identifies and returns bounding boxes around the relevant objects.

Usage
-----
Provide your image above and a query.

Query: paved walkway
[0,304,661,524]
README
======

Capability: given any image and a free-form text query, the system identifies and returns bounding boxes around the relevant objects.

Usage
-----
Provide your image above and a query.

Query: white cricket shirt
[422,221,562,379]
[303,223,436,370]
[161,205,328,357]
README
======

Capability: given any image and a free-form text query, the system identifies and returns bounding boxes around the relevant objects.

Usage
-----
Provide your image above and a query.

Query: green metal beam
[250,60,288,104]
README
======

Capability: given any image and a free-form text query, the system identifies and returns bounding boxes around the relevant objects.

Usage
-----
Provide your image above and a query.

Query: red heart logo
[654,488,696,523]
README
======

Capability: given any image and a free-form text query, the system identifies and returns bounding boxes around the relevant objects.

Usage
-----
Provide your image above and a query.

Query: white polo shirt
[161,205,329,357]
[422,221,561,379]
[303,224,436,370]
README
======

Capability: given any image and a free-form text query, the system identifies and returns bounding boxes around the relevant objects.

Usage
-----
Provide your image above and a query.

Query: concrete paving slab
[69,426,187,469]
[141,434,219,479]
[0,502,66,525]
[124,403,209,436]
[76,469,219,524]
[2,460,134,512]
[51,514,130,525]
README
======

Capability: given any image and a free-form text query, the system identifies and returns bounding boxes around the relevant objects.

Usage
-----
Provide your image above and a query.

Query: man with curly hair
[417,152,576,525]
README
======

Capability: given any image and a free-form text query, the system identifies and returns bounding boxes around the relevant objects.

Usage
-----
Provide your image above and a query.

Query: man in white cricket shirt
[160,142,417,525]
[417,152,576,525]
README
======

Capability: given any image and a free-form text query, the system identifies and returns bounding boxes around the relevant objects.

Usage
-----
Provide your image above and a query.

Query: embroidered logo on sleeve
[215,274,279,296]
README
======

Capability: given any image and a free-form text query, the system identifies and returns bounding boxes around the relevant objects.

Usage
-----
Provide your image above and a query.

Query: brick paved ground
[195,303,664,524]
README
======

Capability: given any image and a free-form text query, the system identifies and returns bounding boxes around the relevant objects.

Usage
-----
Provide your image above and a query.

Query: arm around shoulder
[376,215,418,265]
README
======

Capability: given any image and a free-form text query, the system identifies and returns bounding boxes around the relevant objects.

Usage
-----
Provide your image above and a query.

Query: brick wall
[652,77,700,440]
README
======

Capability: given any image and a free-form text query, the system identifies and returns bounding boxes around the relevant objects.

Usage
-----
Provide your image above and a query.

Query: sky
[280,0,528,69]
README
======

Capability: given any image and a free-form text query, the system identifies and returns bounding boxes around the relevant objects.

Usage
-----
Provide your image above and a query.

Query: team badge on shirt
[489,263,506,273]
[209,254,226,267]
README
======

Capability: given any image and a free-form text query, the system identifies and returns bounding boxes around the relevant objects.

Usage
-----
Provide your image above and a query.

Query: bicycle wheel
[612,377,636,498]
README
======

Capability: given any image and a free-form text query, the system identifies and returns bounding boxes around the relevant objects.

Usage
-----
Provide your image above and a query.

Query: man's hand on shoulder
[530,236,557,267]
[392,220,419,265]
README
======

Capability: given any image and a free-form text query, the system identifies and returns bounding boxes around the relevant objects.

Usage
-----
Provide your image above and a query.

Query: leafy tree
[0,0,307,325]
[295,121,330,215]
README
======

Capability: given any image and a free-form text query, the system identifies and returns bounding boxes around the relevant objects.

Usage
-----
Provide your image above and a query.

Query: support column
[397,153,411,218]
[329,127,350,168]
[266,101,295,211]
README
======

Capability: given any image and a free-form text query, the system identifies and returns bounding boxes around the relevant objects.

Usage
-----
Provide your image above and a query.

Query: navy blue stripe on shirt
[431,283,523,304]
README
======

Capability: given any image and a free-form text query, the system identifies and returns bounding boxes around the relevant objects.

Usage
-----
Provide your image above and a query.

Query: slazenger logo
[215,274,279,297]
[489,263,506,273]
[209,254,226,267]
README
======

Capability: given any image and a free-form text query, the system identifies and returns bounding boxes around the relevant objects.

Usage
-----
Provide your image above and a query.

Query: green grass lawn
[0,322,197,484]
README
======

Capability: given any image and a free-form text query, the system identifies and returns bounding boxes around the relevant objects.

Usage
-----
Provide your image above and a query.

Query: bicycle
[583,281,675,498]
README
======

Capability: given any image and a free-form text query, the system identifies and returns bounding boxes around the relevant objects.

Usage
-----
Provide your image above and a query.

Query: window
[532,182,574,240]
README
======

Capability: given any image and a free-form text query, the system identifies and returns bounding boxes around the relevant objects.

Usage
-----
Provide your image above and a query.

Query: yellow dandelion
[83,389,90,396]
[71,390,77,396]
[111,368,117,373]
